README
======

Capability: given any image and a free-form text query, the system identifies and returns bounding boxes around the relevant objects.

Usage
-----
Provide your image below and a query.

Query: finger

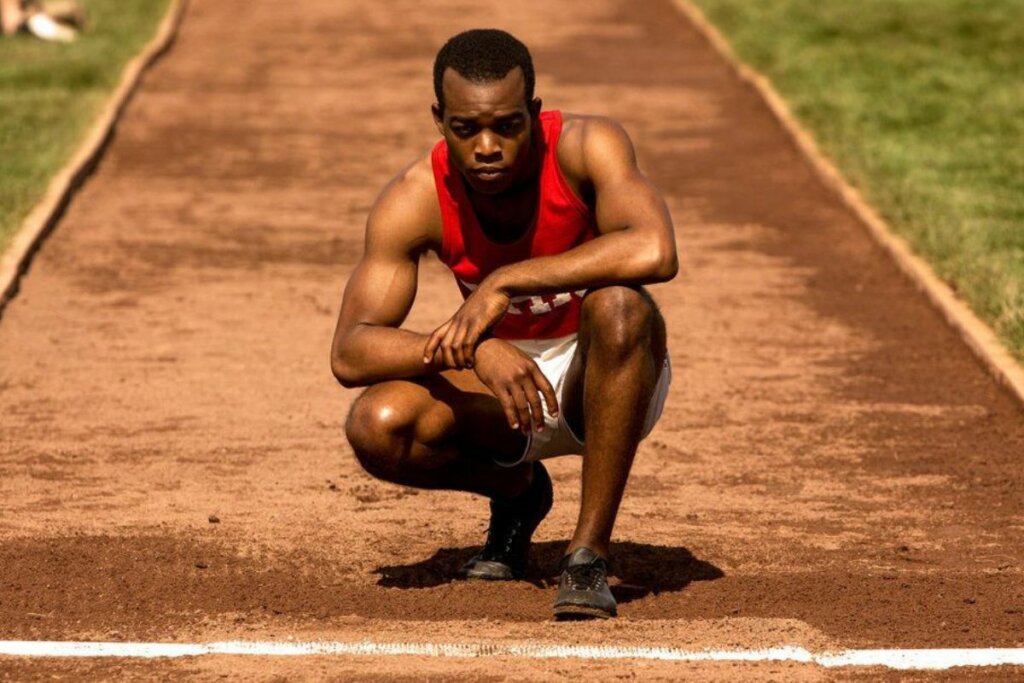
[510,384,533,435]
[441,323,459,370]
[521,376,546,432]
[423,326,443,363]
[450,320,469,369]
[497,388,520,431]
[423,322,451,363]
[531,364,559,416]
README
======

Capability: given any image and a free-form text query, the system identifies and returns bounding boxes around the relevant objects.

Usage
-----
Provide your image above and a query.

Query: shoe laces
[564,559,609,591]
[478,466,547,561]
[480,505,524,559]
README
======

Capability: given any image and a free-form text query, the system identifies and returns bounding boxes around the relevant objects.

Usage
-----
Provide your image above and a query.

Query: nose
[474,130,502,162]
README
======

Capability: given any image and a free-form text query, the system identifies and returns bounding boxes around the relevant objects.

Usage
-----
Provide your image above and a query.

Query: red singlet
[431,111,599,340]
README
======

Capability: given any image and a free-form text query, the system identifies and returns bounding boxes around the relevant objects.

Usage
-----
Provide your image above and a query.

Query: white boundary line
[670,0,1024,408]
[0,0,187,316]
[1,640,1023,670]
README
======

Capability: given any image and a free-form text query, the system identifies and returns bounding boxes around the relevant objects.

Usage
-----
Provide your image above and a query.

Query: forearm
[489,229,677,297]
[332,324,442,388]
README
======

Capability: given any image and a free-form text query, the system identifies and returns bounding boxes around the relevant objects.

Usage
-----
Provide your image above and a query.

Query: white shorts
[495,333,672,467]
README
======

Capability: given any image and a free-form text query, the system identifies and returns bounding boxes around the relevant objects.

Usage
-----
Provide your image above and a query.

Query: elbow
[656,250,679,282]
[641,245,679,283]
[331,353,366,389]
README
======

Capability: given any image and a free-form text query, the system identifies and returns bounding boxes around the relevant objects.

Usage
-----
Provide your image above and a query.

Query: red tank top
[431,111,598,340]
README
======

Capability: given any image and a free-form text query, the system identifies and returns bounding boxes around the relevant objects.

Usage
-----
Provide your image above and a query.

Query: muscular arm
[330,162,443,388]
[424,118,678,368]
[490,117,677,296]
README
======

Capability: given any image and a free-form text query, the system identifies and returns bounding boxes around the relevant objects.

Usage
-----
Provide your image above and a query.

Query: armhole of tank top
[431,141,456,265]
[545,112,592,219]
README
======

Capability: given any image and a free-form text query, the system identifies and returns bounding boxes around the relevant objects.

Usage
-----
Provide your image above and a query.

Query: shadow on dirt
[374,541,723,604]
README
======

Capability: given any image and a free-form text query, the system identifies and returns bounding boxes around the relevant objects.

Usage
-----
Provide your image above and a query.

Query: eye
[495,120,522,136]
[451,123,478,139]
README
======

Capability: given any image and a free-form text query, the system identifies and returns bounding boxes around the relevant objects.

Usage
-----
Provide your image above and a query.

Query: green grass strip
[690,0,1024,361]
[0,0,171,254]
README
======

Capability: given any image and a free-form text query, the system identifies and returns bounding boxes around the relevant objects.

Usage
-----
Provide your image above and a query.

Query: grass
[690,0,1024,362]
[0,0,171,254]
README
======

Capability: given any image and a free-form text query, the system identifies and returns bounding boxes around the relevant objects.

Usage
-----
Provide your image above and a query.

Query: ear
[431,103,445,134]
[529,97,543,119]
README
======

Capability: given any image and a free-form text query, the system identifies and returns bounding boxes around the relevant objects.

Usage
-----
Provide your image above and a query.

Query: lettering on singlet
[458,278,587,316]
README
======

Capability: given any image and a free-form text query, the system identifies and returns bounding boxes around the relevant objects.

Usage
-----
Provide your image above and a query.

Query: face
[433,67,541,195]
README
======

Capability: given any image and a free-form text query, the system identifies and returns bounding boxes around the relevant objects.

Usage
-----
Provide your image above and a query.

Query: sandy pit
[0,0,1022,679]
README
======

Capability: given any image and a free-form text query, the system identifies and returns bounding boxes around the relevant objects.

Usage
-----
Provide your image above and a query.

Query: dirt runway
[1,0,1022,679]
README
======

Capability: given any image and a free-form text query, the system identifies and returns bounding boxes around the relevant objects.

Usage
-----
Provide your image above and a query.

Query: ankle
[565,541,609,560]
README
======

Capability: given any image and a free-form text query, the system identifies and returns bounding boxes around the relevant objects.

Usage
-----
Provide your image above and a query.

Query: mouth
[471,167,509,182]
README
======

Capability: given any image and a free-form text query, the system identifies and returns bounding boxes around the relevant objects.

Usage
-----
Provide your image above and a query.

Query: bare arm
[424,118,677,368]
[330,162,444,388]
[491,117,678,295]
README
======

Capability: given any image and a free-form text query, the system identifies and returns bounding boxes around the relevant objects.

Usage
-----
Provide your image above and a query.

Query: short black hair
[433,29,535,114]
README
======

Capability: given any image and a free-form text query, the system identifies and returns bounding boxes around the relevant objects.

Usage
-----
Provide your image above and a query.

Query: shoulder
[366,150,442,253]
[556,113,638,184]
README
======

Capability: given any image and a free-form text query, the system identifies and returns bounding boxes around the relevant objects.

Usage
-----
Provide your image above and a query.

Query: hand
[472,338,559,434]
[423,280,510,369]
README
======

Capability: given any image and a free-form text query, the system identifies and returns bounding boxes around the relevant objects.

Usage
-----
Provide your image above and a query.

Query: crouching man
[331,29,676,619]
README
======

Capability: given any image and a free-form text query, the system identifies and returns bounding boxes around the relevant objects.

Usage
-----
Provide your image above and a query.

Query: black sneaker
[553,547,617,620]
[460,462,553,580]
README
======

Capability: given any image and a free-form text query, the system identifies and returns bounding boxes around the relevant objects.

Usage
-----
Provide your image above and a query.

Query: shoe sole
[459,558,519,581]
[553,603,616,620]
[461,567,517,581]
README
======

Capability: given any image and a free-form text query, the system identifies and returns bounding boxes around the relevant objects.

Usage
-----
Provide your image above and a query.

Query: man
[331,29,676,620]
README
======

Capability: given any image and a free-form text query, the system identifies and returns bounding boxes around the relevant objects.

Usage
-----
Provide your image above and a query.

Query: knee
[345,387,415,481]
[580,286,658,358]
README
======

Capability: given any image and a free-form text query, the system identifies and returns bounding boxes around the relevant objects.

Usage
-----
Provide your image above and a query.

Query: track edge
[0,0,188,317]
[671,0,1024,409]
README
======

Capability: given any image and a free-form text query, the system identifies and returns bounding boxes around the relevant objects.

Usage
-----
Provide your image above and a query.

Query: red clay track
[1,0,1022,679]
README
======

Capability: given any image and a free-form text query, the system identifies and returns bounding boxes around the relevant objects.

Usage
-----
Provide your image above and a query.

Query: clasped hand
[422,279,511,369]
[422,282,558,433]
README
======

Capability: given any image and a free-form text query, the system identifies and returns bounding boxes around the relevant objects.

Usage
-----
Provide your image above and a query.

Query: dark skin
[331,67,677,558]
